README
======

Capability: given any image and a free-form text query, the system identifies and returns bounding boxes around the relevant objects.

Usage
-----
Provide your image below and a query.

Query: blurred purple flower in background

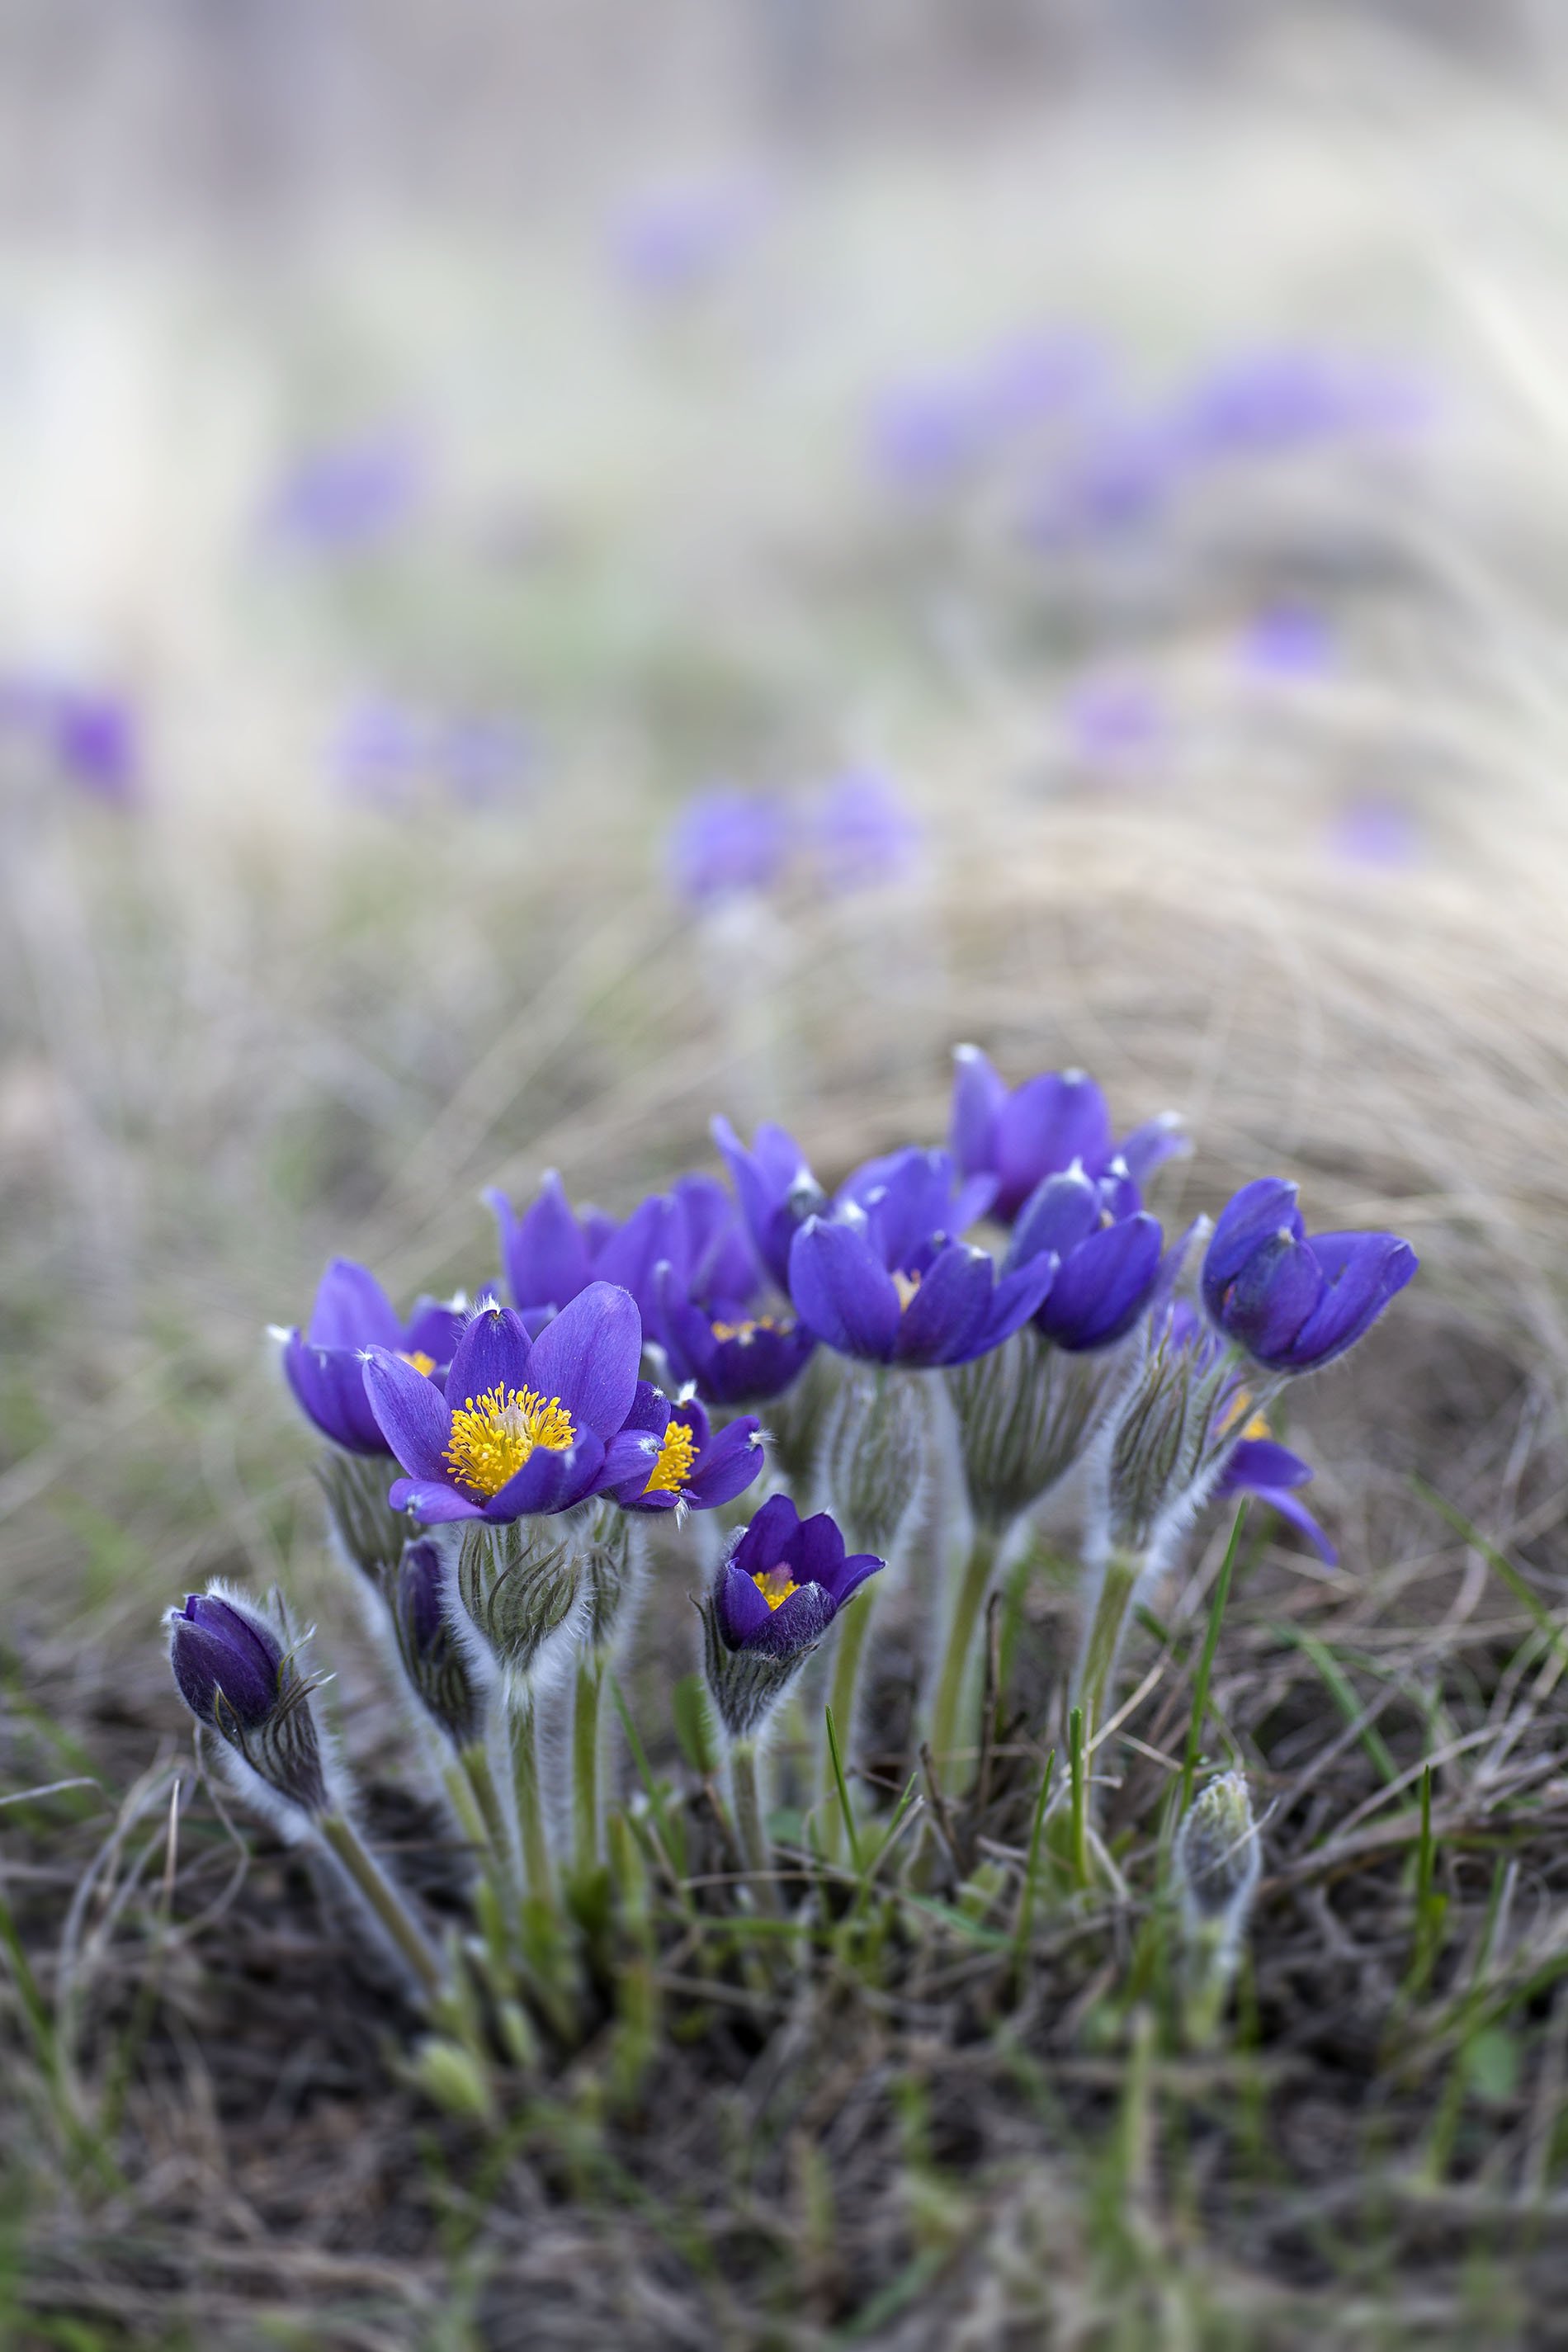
[871,326,1105,494]
[610,179,767,295]
[0,675,142,806]
[667,786,790,906]
[809,768,922,895]
[1063,673,1167,772]
[1173,347,1430,463]
[1023,416,1182,545]
[437,715,535,808]
[1325,791,1425,871]
[329,697,427,812]
[1238,604,1333,681]
[263,426,428,552]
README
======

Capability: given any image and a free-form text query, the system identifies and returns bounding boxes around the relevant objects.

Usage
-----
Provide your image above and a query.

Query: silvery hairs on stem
[817,1366,930,1564]
[1174,1770,1263,1997]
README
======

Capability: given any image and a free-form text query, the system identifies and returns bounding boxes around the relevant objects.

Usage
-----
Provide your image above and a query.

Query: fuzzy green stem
[928,1523,1001,1788]
[457,1740,508,1863]
[509,1695,555,1907]
[572,1649,605,1873]
[318,1812,444,2001]
[1075,1547,1142,1750]
[819,1592,876,1850]
[730,1738,774,1910]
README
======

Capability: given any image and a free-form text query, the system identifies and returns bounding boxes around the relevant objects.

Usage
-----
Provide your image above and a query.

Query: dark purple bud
[168,1594,281,1731]
[1202,1180,1417,1374]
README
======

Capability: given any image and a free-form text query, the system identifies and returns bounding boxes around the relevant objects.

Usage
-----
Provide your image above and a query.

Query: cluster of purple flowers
[168,1042,1416,1916]
[666,770,922,909]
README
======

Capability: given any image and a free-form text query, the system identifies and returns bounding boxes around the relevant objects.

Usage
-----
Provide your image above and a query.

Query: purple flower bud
[701,1495,884,1738]
[947,1047,1185,1225]
[1202,1180,1417,1374]
[392,1540,485,1747]
[168,1593,281,1730]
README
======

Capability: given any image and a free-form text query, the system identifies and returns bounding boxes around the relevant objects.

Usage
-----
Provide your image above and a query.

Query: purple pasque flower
[809,768,923,895]
[1202,1178,1417,1375]
[653,1257,815,1406]
[1006,1164,1163,1351]
[667,787,790,907]
[712,1115,828,1293]
[609,1379,764,1514]
[712,1493,883,1661]
[788,1146,1054,1369]
[168,1590,283,1730]
[264,425,427,552]
[362,1285,655,1524]
[281,1259,464,1456]
[950,1045,1185,1224]
[487,1168,753,1331]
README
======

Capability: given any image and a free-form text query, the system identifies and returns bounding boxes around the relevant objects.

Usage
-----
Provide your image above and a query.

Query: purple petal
[956,1250,1058,1363]
[446,1304,536,1411]
[892,1243,994,1365]
[282,1334,388,1455]
[487,1172,593,1311]
[1282,1234,1418,1371]
[788,1219,901,1361]
[995,1072,1112,1218]
[716,1558,774,1648]
[401,1296,465,1366]
[484,1431,605,1520]
[687,1415,764,1508]
[732,1491,808,1580]
[1213,1230,1324,1362]
[823,1551,886,1608]
[777,1504,848,1589]
[389,1477,483,1523]
[525,1280,643,1440]
[594,1193,680,1317]
[949,1043,1008,1179]
[363,1347,454,1479]
[1118,1113,1188,1184]
[1254,1485,1339,1566]
[749,1580,835,1657]
[307,1257,403,1351]
[1037,1212,1163,1351]
[1222,1436,1313,1491]
[1010,1168,1101,1268]
[601,1424,665,1486]
[1202,1179,1304,1311]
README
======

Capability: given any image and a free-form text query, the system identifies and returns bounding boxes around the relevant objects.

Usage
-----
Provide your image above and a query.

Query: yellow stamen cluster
[752,1565,800,1612]
[709,1314,789,1345]
[443,1386,575,1497]
[891,1268,923,1312]
[1218,1386,1272,1443]
[644,1419,698,1495]
[399,1350,438,1377]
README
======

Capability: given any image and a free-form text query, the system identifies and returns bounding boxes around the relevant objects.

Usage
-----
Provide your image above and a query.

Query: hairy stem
[318,1812,444,2001]
[819,1592,876,1852]
[509,1694,555,1907]
[1074,1547,1143,1750]
[572,1649,605,1874]
[928,1523,1001,1788]
[730,1738,774,1910]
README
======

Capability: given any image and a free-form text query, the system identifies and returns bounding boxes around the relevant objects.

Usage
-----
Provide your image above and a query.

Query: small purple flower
[667,788,790,907]
[168,1591,281,1730]
[487,1169,751,1330]
[362,1285,655,1524]
[1202,1178,1417,1375]
[1239,605,1332,681]
[1007,1166,1163,1351]
[329,697,428,812]
[609,1380,764,1514]
[809,769,923,895]
[787,1146,1054,1369]
[869,371,988,489]
[281,1259,464,1456]
[949,1046,1185,1224]
[711,1493,882,1662]
[264,427,427,552]
[1325,792,1424,871]
[653,1259,815,1406]
[712,1116,827,1293]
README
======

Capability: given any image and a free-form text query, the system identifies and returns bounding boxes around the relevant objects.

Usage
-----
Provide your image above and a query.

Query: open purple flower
[281,1259,464,1456]
[362,1286,655,1524]
[653,1258,815,1406]
[713,1115,827,1293]
[712,1494,883,1662]
[1202,1179,1417,1374]
[609,1381,764,1514]
[788,1146,1054,1368]
[949,1046,1185,1223]
[1007,1165,1163,1351]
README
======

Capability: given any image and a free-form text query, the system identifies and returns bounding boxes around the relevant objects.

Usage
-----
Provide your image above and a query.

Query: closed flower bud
[167,1587,328,1822]
[1174,1771,1262,2042]
[454,1514,588,1681]
[947,1325,1131,1533]
[391,1540,487,1747]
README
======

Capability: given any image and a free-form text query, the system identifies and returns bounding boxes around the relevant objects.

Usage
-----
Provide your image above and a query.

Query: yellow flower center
[891,1268,923,1312]
[644,1419,698,1495]
[1218,1386,1272,1443]
[752,1565,800,1612]
[400,1350,438,1377]
[443,1385,576,1498]
[709,1313,790,1345]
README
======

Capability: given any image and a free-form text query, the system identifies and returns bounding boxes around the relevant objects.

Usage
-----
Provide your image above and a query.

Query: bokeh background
[11,8,1568,2339]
